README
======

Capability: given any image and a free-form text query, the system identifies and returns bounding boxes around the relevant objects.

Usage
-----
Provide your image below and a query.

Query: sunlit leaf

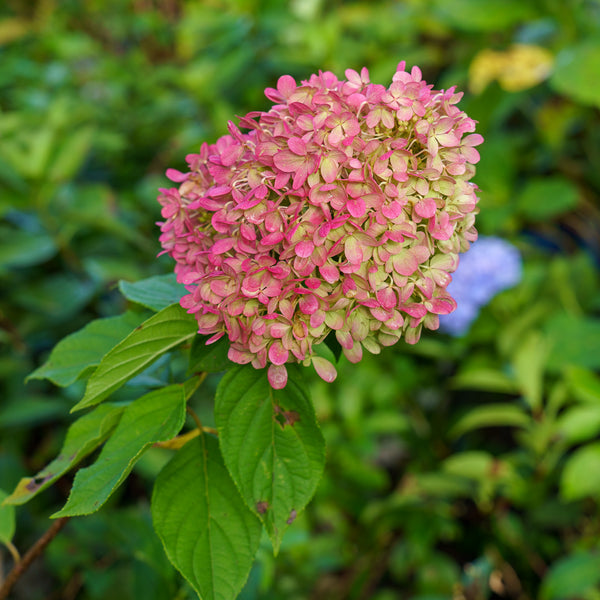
[54,385,186,517]
[215,365,325,552]
[28,311,147,387]
[560,442,600,501]
[72,304,198,411]
[448,404,531,439]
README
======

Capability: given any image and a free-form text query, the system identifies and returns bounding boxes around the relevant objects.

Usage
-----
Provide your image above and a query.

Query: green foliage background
[1,0,600,598]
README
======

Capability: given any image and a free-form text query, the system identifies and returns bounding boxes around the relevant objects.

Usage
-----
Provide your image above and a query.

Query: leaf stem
[186,406,217,437]
[0,517,70,600]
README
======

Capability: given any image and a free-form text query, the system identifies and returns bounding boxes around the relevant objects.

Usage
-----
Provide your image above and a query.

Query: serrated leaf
[4,403,124,506]
[72,303,198,411]
[188,335,233,374]
[560,442,600,501]
[28,311,147,386]
[215,365,325,552]
[152,435,261,600]
[0,489,16,544]
[448,404,531,439]
[119,274,186,312]
[53,385,186,517]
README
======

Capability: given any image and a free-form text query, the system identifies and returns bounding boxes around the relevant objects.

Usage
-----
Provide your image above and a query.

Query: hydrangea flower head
[440,236,522,336]
[157,63,483,388]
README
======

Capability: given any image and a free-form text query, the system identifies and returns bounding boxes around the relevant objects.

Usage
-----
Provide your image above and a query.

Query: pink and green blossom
[157,63,482,388]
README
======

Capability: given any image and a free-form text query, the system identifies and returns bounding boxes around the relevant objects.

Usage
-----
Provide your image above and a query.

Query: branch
[0,517,70,600]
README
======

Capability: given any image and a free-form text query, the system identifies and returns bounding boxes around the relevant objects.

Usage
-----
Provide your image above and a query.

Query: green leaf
[556,406,600,444]
[48,125,95,181]
[564,367,600,404]
[152,435,261,600]
[545,315,600,371]
[28,311,147,387]
[551,41,600,109]
[72,304,198,411]
[188,334,233,374]
[450,367,519,394]
[560,442,600,501]
[512,331,548,411]
[540,551,600,600]
[431,0,535,32]
[215,365,325,552]
[3,403,124,506]
[119,274,186,312]
[448,404,531,439]
[0,225,57,268]
[516,177,579,221]
[0,489,16,544]
[53,385,187,517]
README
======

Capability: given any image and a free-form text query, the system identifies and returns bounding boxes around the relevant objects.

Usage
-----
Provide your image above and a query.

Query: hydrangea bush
[158,62,483,389]
[5,64,483,600]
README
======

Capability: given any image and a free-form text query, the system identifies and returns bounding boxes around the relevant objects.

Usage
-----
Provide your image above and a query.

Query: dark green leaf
[0,225,57,268]
[188,334,233,374]
[53,385,186,517]
[152,435,262,600]
[215,365,325,552]
[72,304,198,411]
[516,177,579,221]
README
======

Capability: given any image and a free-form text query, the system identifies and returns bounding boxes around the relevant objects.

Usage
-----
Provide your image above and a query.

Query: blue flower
[440,237,522,336]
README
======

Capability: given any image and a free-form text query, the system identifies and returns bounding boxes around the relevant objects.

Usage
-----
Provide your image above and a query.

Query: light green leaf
[516,177,579,221]
[215,365,325,552]
[551,41,600,109]
[72,303,198,411]
[560,442,600,501]
[28,311,147,387]
[540,551,600,600]
[152,435,262,600]
[565,367,600,404]
[4,403,124,506]
[53,385,186,517]
[119,274,186,312]
[448,404,531,439]
[512,331,548,411]
[450,367,519,394]
[0,489,16,544]
[431,0,535,32]
[545,315,600,371]
[48,125,95,181]
[556,406,600,444]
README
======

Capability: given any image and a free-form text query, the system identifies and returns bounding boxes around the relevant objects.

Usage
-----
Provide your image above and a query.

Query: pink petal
[166,168,188,182]
[268,364,288,389]
[277,74,297,98]
[320,156,339,183]
[347,197,366,218]
[312,356,337,383]
[296,240,314,258]
[268,341,289,366]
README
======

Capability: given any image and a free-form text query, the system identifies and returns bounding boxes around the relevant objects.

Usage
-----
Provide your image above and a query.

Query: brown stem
[0,517,70,600]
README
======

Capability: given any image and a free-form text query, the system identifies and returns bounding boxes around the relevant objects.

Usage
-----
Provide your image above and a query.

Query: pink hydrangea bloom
[157,63,482,388]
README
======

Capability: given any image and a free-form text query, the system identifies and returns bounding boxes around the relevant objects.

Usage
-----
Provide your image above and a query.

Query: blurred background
[1,0,600,598]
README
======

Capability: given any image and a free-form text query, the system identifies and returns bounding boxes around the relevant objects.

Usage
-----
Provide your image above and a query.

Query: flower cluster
[157,63,482,388]
[440,237,522,336]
